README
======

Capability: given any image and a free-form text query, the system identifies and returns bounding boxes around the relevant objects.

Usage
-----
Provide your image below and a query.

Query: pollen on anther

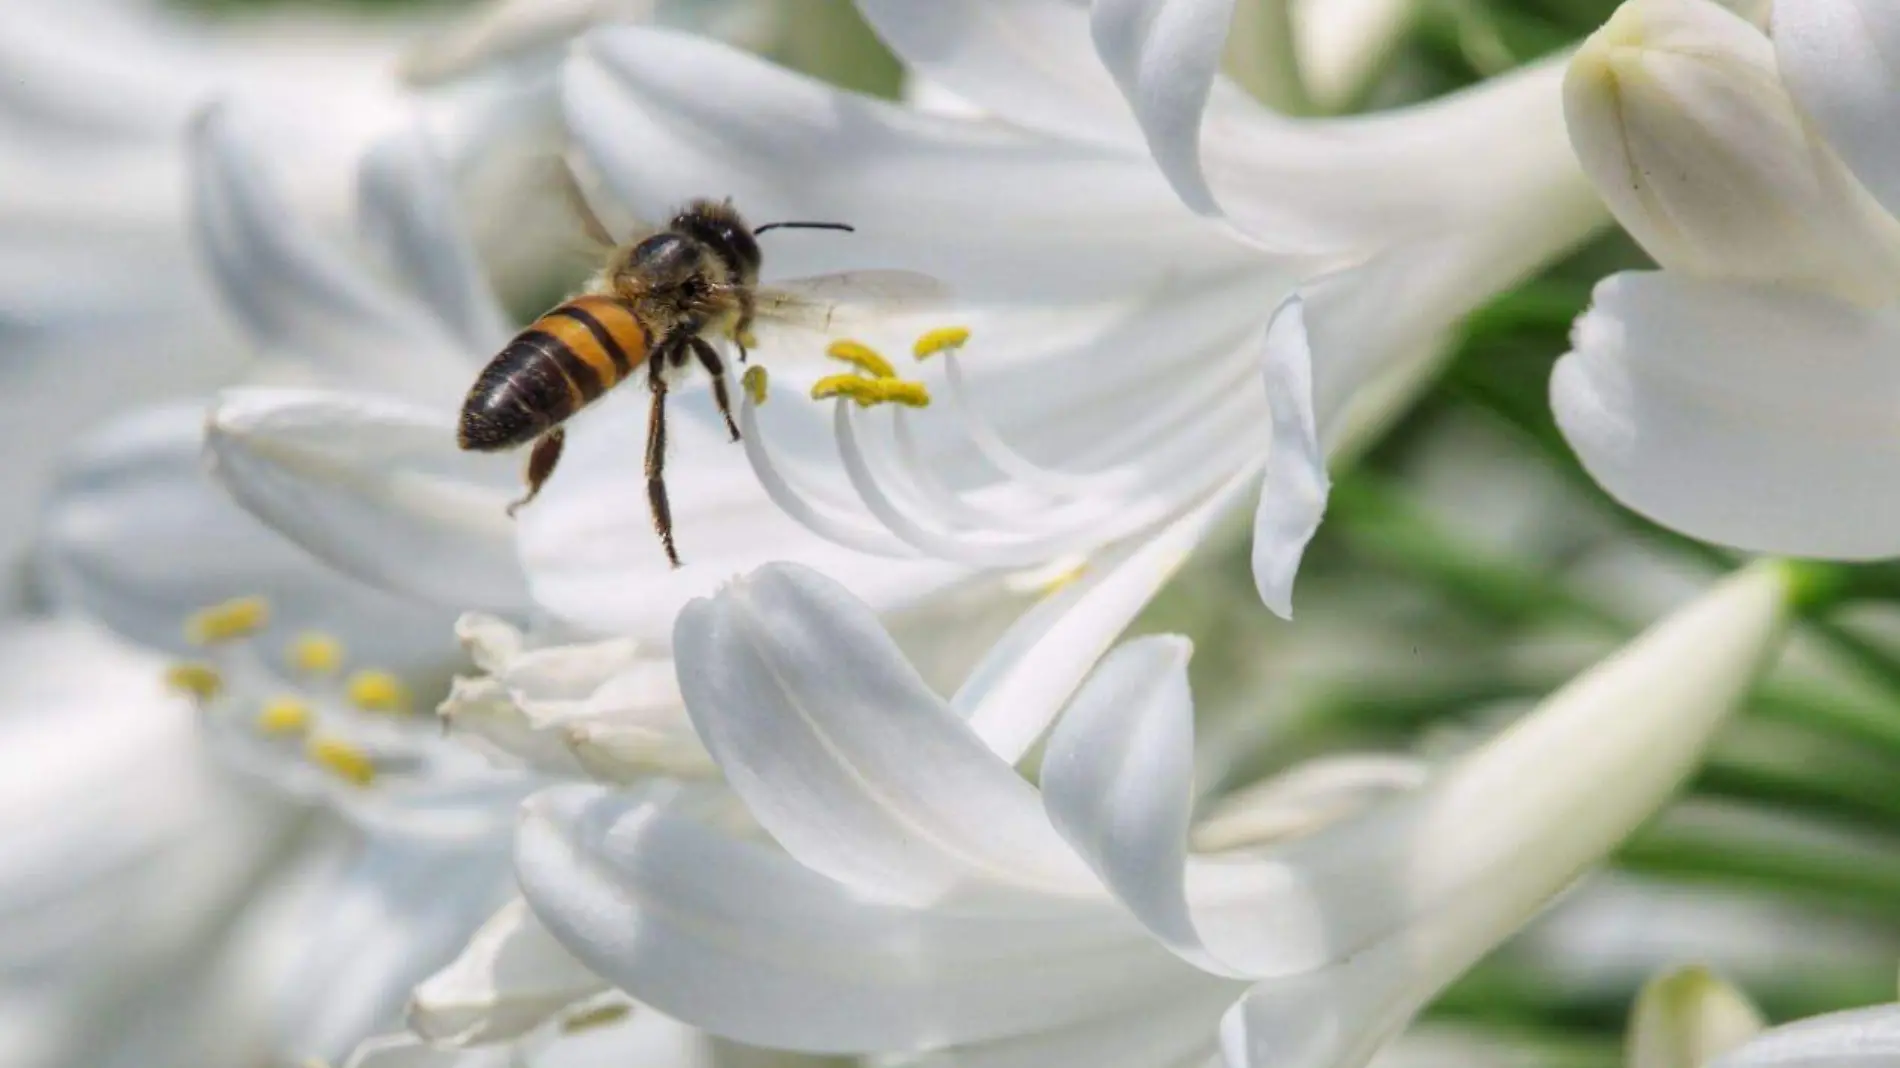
[912,326,971,359]
[346,670,411,714]
[164,661,223,702]
[307,736,377,787]
[288,631,345,676]
[256,696,313,735]
[811,375,931,408]
[825,339,896,379]
[742,365,770,406]
[184,596,270,645]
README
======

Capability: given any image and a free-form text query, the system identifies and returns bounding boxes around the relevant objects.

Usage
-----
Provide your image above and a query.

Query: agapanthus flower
[1556,0,1900,559]
[533,0,1605,624]
[510,549,1790,1067]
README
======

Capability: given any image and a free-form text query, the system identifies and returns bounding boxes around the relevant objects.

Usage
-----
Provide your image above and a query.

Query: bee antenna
[753,220,855,235]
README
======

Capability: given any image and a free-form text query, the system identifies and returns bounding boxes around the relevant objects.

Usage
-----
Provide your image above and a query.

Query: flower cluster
[9,2,1900,1068]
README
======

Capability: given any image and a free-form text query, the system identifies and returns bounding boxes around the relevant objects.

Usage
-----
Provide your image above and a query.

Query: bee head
[668,199,762,280]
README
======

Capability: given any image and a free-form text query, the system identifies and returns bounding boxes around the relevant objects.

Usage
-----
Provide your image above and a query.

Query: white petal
[273,836,517,1063]
[515,386,967,641]
[205,387,535,614]
[357,124,512,356]
[561,26,1250,300]
[1090,0,1234,214]
[954,468,1256,763]
[517,783,1232,1053]
[1042,636,1212,965]
[856,0,1144,148]
[34,402,459,672]
[673,564,1097,903]
[409,898,608,1045]
[1710,1006,1900,1068]
[1188,755,1429,854]
[400,0,656,86]
[1627,967,1765,1068]
[345,1032,512,1068]
[1254,181,1603,617]
[1222,563,1791,1068]
[1552,272,1900,559]
[1565,0,1900,302]
[189,104,470,406]
[1774,0,1900,227]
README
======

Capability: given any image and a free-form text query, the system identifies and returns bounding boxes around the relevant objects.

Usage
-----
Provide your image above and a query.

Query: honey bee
[457,197,943,567]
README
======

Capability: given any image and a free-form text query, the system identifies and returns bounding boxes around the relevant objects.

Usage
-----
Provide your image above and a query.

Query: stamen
[560,1002,635,1033]
[737,391,920,557]
[825,339,896,379]
[256,696,313,735]
[742,365,769,405]
[912,326,972,359]
[811,375,930,408]
[164,661,223,702]
[306,736,377,787]
[184,595,270,645]
[288,631,345,676]
[346,670,411,714]
[1036,559,1090,596]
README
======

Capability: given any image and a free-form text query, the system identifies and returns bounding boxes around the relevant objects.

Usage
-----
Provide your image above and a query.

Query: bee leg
[506,428,565,517]
[732,289,755,364]
[688,337,741,442]
[645,365,680,568]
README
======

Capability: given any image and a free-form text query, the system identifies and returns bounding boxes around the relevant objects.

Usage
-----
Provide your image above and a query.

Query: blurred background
[3,1,1894,1067]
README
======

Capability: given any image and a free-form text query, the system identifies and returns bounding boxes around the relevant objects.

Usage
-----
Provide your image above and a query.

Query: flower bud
[1565,0,1900,303]
[1627,966,1765,1068]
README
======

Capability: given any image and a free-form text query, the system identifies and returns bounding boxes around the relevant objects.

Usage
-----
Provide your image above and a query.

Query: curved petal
[514,386,968,641]
[357,124,512,357]
[189,103,470,407]
[561,27,1252,299]
[1042,636,1213,967]
[1254,179,1602,617]
[408,897,608,1045]
[1090,0,1233,214]
[856,0,1144,148]
[1709,1006,1900,1068]
[205,387,534,614]
[515,782,1235,1053]
[1553,272,1900,559]
[33,402,460,672]
[673,564,1098,904]
[1773,0,1900,227]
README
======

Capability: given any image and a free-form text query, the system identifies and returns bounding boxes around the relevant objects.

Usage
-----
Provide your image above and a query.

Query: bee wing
[753,271,955,339]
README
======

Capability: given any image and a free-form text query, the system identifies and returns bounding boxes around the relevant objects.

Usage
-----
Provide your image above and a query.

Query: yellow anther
[560,1002,634,1034]
[306,736,377,787]
[742,365,770,406]
[184,595,270,646]
[912,326,971,359]
[163,661,223,702]
[825,339,896,379]
[287,631,345,676]
[811,375,931,409]
[255,696,313,735]
[346,670,411,714]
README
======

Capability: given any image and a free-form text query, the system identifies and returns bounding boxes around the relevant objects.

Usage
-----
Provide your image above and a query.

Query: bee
[457,196,942,567]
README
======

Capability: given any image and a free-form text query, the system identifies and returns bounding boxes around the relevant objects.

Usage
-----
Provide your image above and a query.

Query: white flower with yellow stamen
[506,0,1607,625]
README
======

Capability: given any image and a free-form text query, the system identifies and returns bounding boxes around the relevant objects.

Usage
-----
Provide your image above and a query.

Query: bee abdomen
[457,297,650,452]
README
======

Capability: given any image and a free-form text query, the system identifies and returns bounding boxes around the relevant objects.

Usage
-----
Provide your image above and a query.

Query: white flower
[1555,0,1900,559]
[543,0,1605,622]
[1625,966,1764,1068]
[513,553,1791,1066]
[1703,1003,1900,1068]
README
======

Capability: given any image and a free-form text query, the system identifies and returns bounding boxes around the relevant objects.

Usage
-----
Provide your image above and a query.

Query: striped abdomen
[457,295,651,451]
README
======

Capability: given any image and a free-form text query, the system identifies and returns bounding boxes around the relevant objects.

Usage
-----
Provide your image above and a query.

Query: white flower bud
[1627,966,1766,1068]
[1565,0,1900,303]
